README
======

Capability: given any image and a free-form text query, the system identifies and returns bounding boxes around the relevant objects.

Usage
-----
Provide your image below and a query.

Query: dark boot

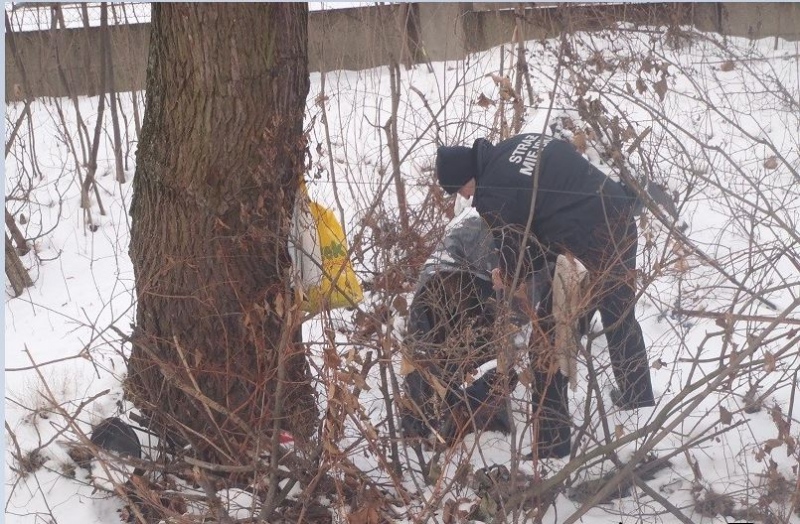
[401,370,436,439]
[530,369,571,459]
[464,368,518,434]
[609,359,656,409]
[610,380,655,410]
[438,368,519,444]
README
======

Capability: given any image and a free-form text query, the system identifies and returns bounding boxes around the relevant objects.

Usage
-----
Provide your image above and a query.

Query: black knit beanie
[436,145,476,194]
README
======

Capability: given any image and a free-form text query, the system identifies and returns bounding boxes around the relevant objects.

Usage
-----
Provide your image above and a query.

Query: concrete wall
[715,2,800,41]
[308,4,408,72]
[6,2,800,102]
[6,21,150,100]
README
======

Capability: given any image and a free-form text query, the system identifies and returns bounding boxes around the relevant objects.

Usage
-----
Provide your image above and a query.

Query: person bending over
[435,133,655,458]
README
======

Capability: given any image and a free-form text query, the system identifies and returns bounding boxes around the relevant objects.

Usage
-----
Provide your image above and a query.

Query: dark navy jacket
[472,134,633,276]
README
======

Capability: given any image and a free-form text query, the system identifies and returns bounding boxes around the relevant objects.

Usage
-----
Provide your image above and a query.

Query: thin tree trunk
[82,80,105,225]
[5,234,33,297]
[5,208,29,255]
[131,91,143,139]
[100,3,126,183]
[385,59,409,234]
[127,3,315,463]
[51,5,91,167]
[512,4,530,134]
[5,99,32,158]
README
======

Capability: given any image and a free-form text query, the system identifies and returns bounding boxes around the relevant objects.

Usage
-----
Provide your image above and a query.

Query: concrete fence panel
[5,2,799,102]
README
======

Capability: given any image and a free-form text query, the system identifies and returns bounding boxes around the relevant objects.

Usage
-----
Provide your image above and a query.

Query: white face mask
[454,194,473,216]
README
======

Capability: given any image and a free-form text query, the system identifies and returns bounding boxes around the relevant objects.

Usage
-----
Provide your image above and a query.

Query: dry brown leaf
[622,125,638,141]
[636,78,647,94]
[490,72,512,90]
[345,347,362,365]
[719,60,735,72]
[615,424,625,440]
[399,356,414,376]
[339,369,353,384]
[348,505,380,524]
[443,499,458,524]
[323,432,342,454]
[676,260,689,273]
[350,372,370,391]
[764,438,784,453]
[572,131,588,153]
[362,421,378,440]
[518,368,533,386]
[344,392,360,413]
[764,156,779,170]
[315,93,330,107]
[770,406,792,438]
[719,406,733,425]
[463,370,476,386]
[475,93,496,109]
[764,351,776,373]
[654,77,668,102]
[490,73,515,101]
[392,295,408,316]
[786,435,797,455]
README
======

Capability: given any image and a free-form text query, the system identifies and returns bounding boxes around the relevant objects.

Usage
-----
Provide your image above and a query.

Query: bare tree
[126,3,316,463]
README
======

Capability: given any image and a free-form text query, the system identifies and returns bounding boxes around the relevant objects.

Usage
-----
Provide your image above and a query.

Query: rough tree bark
[127,3,315,463]
[5,233,33,297]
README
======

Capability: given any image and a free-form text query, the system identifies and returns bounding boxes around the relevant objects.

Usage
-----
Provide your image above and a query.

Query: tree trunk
[5,208,29,254]
[127,3,315,463]
[5,233,33,297]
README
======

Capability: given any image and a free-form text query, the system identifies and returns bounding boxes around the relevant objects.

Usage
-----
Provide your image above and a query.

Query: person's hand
[491,268,505,290]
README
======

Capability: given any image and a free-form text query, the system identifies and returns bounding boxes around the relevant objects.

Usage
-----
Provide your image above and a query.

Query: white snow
[4,24,800,524]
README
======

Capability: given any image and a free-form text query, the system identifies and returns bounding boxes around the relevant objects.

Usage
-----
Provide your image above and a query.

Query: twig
[674,308,800,326]
[194,467,237,524]
[633,475,694,524]
[172,335,232,456]
[260,286,302,521]
[385,59,410,234]
[556,297,800,524]
[184,456,268,475]
[134,337,255,445]
[4,99,33,158]
[101,2,126,184]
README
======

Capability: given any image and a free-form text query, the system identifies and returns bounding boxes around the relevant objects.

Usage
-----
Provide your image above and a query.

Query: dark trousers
[402,271,499,438]
[531,214,654,458]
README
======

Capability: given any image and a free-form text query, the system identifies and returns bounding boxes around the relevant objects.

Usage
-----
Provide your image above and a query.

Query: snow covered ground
[5,24,800,524]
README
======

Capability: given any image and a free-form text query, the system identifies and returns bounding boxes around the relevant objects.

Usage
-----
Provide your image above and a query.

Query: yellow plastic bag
[290,183,363,313]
